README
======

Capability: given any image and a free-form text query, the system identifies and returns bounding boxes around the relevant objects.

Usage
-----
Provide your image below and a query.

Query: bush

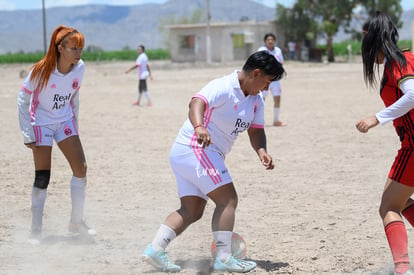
[316,39,412,57]
[0,48,170,64]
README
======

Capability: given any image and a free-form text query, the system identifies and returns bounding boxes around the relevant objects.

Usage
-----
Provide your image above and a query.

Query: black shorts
[139,79,147,93]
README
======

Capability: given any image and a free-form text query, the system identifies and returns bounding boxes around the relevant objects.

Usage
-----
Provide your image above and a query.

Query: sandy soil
[0,58,410,274]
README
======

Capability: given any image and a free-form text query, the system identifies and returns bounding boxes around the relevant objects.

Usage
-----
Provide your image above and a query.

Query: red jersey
[380,50,414,148]
[381,50,414,186]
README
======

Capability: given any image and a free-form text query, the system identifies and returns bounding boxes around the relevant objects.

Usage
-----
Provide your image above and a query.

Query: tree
[348,0,402,40]
[358,0,403,27]
[276,3,317,44]
[276,0,403,62]
[158,8,204,48]
[298,0,357,62]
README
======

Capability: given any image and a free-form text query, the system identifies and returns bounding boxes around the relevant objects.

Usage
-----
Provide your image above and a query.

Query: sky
[0,0,413,11]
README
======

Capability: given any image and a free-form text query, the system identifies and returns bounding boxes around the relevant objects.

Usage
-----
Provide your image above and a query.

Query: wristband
[194,124,204,130]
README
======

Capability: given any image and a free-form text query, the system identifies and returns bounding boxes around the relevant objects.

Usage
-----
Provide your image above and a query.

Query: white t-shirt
[174,70,265,155]
[258,46,284,95]
[258,46,284,64]
[21,60,84,127]
[136,53,150,80]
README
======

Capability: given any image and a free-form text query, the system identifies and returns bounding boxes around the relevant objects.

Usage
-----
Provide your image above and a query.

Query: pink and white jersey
[136,53,150,80]
[258,46,284,64]
[21,60,84,126]
[175,70,265,155]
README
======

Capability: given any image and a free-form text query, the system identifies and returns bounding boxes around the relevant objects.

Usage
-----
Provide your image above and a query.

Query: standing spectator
[125,45,153,106]
[288,41,296,60]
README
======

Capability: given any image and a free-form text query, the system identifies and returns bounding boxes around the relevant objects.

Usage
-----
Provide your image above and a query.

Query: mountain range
[0,0,412,54]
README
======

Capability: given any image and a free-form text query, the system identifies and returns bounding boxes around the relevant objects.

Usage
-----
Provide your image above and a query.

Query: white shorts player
[18,60,84,145]
[257,46,283,99]
[171,70,265,198]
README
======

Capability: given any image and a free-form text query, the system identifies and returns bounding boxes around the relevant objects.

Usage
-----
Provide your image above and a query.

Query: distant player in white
[258,33,286,126]
[125,44,153,106]
[142,51,285,273]
[17,25,96,245]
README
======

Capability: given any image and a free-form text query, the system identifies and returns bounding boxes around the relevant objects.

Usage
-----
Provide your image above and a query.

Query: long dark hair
[361,11,406,88]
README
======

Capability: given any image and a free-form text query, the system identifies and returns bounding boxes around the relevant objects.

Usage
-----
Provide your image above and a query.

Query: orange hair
[30,25,85,91]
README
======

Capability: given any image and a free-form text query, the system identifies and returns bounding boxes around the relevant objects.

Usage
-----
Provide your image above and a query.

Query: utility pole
[42,0,47,54]
[206,0,211,63]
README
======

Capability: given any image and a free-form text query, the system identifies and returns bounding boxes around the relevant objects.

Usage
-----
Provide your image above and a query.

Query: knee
[74,161,87,178]
[33,170,51,189]
[82,162,87,175]
[379,203,401,220]
[179,206,204,223]
[216,195,238,211]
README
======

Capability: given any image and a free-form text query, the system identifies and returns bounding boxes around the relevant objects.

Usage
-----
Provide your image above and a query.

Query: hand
[259,150,274,170]
[195,126,212,148]
[355,115,379,133]
[25,142,36,149]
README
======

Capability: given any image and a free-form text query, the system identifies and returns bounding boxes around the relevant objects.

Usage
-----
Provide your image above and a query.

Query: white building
[167,20,284,63]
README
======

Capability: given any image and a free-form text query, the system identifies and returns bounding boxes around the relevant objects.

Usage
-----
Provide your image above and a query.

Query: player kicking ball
[142,51,285,272]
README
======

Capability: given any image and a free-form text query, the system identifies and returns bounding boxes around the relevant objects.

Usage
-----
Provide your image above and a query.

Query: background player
[258,33,286,126]
[125,44,153,106]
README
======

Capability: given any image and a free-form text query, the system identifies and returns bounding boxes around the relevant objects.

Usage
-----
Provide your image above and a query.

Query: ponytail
[30,25,84,91]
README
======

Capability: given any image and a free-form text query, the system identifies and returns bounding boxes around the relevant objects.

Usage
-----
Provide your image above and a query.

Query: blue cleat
[213,255,256,273]
[142,244,181,272]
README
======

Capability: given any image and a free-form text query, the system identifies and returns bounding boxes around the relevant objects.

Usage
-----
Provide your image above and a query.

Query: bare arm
[247,127,274,170]
[146,64,153,80]
[189,97,212,148]
[125,64,138,74]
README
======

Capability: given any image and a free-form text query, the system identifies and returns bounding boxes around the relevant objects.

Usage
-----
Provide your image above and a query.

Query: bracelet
[194,124,204,130]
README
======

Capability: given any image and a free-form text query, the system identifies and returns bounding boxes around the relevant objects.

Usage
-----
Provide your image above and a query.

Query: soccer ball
[211,232,247,259]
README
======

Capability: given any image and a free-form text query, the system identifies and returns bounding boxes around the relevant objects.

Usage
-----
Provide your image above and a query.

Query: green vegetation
[0,40,411,64]
[0,48,170,64]
[276,0,403,62]
[317,39,412,57]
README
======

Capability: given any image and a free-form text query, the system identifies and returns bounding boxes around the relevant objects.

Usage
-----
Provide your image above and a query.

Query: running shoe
[68,220,97,236]
[28,229,41,245]
[142,244,181,272]
[213,255,257,273]
[132,100,140,106]
[273,121,287,127]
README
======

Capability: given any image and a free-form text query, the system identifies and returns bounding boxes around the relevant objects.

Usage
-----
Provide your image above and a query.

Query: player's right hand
[195,126,212,148]
[355,115,379,133]
[25,142,36,149]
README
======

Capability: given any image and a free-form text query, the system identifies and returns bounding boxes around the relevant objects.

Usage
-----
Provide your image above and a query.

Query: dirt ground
[1,58,411,274]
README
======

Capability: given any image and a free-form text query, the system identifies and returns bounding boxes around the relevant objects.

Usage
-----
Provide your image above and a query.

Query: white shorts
[169,142,233,200]
[262,81,281,99]
[33,118,78,146]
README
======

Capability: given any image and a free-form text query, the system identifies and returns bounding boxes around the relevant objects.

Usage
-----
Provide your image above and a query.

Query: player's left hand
[260,152,274,170]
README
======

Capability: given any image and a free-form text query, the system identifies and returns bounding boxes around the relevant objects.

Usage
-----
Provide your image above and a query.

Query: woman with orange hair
[17,25,96,244]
